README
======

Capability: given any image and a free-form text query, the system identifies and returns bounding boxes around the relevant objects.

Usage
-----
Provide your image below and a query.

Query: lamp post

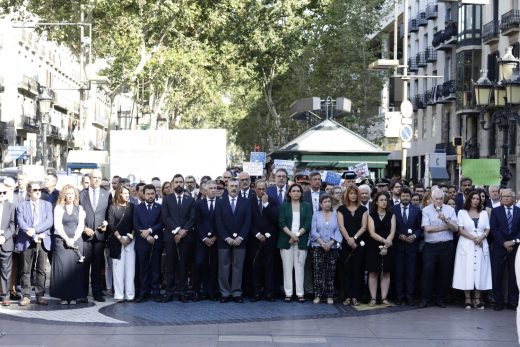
[37,88,53,170]
[474,46,520,188]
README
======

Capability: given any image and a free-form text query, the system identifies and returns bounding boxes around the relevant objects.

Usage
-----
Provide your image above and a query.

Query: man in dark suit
[15,182,53,306]
[248,179,278,302]
[237,172,255,199]
[455,177,473,212]
[215,178,251,303]
[79,169,111,302]
[266,168,288,205]
[490,188,520,310]
[161,174,196,302]
[391,187,422,306]
[193,180,219,301]
[389,180,402,207]
[133,184,163,303]
[0,183,16,306]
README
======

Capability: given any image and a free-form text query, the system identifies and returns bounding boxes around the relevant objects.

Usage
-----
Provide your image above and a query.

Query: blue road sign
[7,146,28,160]
[250,152,266,165]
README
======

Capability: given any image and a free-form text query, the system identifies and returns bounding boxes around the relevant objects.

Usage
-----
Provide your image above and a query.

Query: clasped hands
[319,240,334,252]
[399,234,416,244]
[226,237,242,247]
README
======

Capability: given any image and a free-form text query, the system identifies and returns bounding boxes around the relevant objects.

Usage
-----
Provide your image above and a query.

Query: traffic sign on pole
[400,125,413,142]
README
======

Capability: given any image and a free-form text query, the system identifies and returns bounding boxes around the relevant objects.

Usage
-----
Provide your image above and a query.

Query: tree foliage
[1,0,386,158]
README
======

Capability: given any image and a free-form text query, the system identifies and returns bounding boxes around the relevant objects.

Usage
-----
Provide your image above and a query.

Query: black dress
[107,204,134,259]
[366,211,394,273]
[50,205,86,300]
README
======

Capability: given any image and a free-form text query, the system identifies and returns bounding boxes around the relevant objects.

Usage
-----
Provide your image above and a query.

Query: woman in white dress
[453,190,492,309]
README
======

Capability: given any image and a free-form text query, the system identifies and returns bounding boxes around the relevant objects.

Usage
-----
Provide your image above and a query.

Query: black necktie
[147,204,152,211]
[209,199,214,213]
[258,199,263,215]
[177,196,182,206]
[402,206,408,224]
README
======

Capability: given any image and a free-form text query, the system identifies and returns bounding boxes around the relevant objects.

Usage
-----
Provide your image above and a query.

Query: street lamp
[37,87,53,170]
[474,46,520,187]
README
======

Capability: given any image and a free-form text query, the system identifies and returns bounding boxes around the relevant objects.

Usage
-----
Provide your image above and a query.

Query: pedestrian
[310,194,342,304]
[0,183,16,306]
[278,183,312,303]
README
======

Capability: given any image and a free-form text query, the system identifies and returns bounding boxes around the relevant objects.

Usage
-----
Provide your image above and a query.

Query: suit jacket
[161,193,196,243]
[277,201,312,250]
[303,189,325,211]
[391,203,422,251]
[490,205,520,254]
[266,184,287,205]
[196,198,217,242]
[0,202,16,252]
[133,202,163,251]
[12,189,28,207]
[15,199,53,252]
[250,195,279,238]
[455,193,464,212]
[79,187,111,241]
[215,196,251,249]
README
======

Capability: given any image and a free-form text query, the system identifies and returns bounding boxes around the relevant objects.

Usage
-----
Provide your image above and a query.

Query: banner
[461,159,500,186]
[273,159,295,176]
[250,152,266,165]
[324,171,342,186]
[348,162,369,178]
[242,162,264,176]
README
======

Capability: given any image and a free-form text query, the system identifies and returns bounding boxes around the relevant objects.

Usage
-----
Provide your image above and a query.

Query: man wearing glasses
[266,168,288,205]
[79,169,111,302]
[15,182,53,306]
[184,175,199,199]
[0,183,16,306]
[490,188,520,311]
[237,172,253,200]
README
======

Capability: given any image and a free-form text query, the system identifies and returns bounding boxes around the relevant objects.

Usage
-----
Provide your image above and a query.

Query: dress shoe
[233,296,244,303]
[152,295,162,303]
[406,298,414,306]
[161,294,173,303]
[93,294,105,302]
[251,295,261,303]
[394,299,402,306]
[417,300,428,308]
[10,292,21,300]
[77,297,88,304]
[436,301,446,308]
[134,295,148,303]
[36,297,48,306]
[192,294,200,302]
[19,297,30,306]
[2,298,10,306]
[265,295,276,302]
[494,303,503,311]
[220,296,230,303]
[180,295,189,303]
[506,303,517,310]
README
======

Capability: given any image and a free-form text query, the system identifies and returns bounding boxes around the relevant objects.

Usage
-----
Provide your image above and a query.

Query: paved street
[0,297,517,346]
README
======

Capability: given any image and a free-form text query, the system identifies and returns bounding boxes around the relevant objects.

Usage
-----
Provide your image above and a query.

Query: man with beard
[161,174,196,303]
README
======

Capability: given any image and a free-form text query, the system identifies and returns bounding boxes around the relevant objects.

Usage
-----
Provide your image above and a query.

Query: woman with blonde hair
[50,184,87,305]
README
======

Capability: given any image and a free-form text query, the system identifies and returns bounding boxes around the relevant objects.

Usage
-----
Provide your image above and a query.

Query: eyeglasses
[32,189,42,192]
[223,176,232,179]
[217,187,224,190]
[0,191,7,195]
[185,181,195,184]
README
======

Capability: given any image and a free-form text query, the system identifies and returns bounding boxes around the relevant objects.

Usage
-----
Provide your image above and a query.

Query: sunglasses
[32,189,42,192]
[0,191,7,195]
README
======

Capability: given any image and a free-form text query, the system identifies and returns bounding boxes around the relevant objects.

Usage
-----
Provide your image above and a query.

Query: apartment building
[376,0,520,190]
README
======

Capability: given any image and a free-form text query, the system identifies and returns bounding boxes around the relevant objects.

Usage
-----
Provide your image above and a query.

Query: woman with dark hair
[50,184,87,305]
[310,194,342,304]
[278,183,312,303]
[108,186,135,302]
[161,181,172,198]
[452,190,491,309]
[331,186,343,211]
[477,188,492,216]
[337,185,368,306]
[366,192,396,305]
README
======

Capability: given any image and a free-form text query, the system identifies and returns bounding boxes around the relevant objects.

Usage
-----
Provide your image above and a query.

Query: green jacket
[277,201,312,250]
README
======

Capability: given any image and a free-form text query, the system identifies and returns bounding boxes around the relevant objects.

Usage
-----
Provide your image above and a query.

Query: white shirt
[421,204,457,243]
[311,190,320,212]
[207,197,216,210]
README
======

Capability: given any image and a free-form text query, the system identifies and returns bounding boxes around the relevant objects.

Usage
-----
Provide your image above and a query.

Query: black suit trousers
[394,244,418,300]
[136,244,162,296]
[420,241,454,302]
[0,248,12,295]
[251,240,275,296]
[164,238,193,294]
[491,246,519,305]
[21,242,47,297]
[83,239,106,296]
[193,242,219,297]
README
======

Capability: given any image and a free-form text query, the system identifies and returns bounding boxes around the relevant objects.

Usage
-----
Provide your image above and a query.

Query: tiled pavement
[0,297,518,346]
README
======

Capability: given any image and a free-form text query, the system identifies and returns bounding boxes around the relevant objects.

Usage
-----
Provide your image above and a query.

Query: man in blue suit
[133,184,163,303]
[15,182,53,306]
[266,168,288,205]
[193,180,219,301]
[215,178,251,303]
[248,179,279,302]
[161,174,196,303]
[391,187,422,306]
[490,188,520,310]
[0,183,16,306]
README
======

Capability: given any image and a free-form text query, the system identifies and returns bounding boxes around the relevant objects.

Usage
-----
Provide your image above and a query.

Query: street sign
[250,152,266,165]
[402,142,411,149]
[400,100,413,119]
[400,125,413,142]
[6,146,29,160]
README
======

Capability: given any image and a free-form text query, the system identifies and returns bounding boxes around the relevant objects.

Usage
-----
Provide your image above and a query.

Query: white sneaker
[313,297,320,304]
[69,300,76,305]
[327,298,334,305]
[60,300,68,305]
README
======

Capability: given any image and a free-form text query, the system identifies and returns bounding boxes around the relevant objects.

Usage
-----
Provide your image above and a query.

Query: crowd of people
[0,169,518,312]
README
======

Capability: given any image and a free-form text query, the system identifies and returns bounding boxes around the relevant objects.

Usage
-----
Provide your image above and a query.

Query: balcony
[433,84,447,104]
[501,10,520,35]
[408,58,418,72]
[483,20,500,44]
[435,141,457,156]
[411,97,418,112]
[432,23,458,51]
[442,80,456,101]
[409,18,419,33]
[426,3,438,20]
[418,12,427,27]
[424,90,433,106]
[21,116,39,132]
[416,52,427,67]
[425,46,437,62]
[49,125,60,139]
[17,75,39,95]
[415,94,426,109]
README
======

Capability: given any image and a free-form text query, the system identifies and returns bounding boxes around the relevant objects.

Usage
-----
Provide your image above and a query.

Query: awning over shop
[430,167,450,180]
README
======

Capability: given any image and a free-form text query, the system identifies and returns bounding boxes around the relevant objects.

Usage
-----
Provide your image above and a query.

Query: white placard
[273,159,295,176]
[242,162,264,176]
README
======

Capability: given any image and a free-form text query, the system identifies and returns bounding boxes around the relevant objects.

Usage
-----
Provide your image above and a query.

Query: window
[413,116,418,140]
[422,112,427,139]
[432,113,437,138]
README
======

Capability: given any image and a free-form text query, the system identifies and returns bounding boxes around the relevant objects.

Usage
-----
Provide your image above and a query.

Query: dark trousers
[313,248,338,298]
[0,249,12,296]
[83,239,105,296]
[218,247,245,298]
[21,242,47,298]
[420,241,454,302]
[193,243,219,297]
[136,244,163,297]
[491,246,519,305]
[340,244,364,300]
[304,247,314,294]
[394,245,418,300]
[251,241,275,297]
[164,239,192,294]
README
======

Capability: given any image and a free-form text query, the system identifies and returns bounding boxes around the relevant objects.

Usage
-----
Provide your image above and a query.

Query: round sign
[400,124,413,142]
[400,100,413,119]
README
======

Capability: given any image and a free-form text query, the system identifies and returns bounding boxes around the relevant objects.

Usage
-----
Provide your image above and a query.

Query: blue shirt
[310,210,342,248]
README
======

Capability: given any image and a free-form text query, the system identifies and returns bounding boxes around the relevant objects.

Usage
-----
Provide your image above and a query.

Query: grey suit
[0,202,15,297]
[79,187,110,297]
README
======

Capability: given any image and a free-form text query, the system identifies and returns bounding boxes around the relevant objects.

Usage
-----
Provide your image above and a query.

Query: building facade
[377,0,520,190]
[0,16,110,171]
